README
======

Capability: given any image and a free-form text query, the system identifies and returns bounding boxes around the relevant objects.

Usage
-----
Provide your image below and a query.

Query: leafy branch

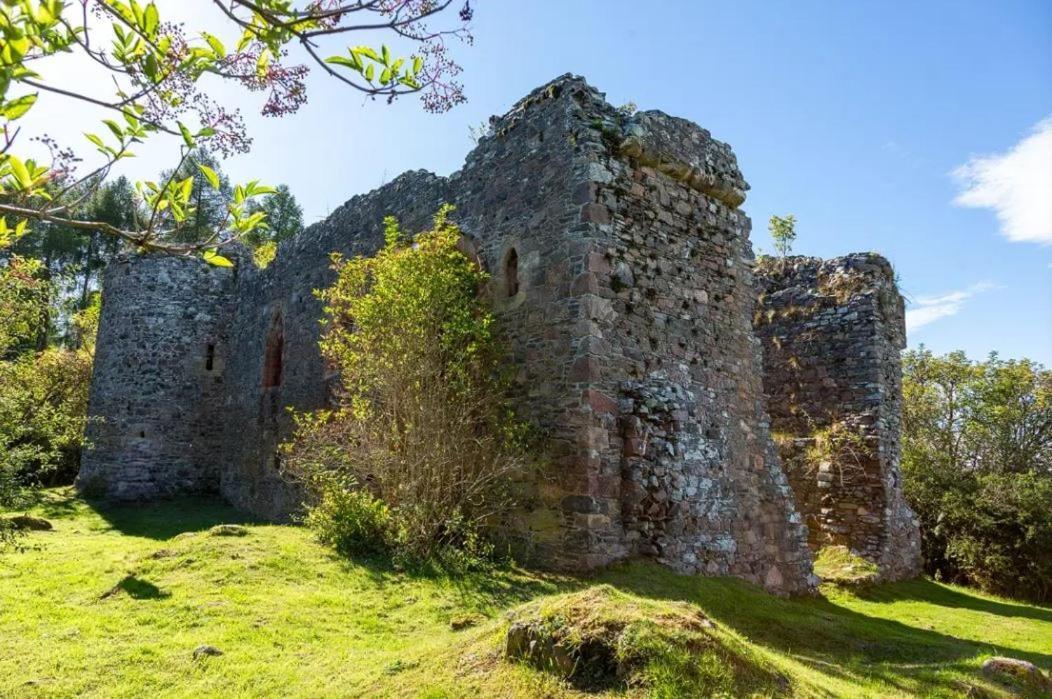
[0,0,473,262]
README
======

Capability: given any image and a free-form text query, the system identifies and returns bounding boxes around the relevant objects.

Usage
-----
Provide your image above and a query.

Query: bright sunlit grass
[1,489,1049,697]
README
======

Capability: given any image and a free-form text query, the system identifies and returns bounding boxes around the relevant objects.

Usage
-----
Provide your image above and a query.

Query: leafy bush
[0,281,96,506]
[902,348,1052,602]
[284,206,529,564]
[0,347,94,485]
[304,478,390,558]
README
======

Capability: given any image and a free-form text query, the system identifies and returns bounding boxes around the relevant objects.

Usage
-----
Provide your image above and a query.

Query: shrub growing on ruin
[768,214,797,257]
[284,206,529,564]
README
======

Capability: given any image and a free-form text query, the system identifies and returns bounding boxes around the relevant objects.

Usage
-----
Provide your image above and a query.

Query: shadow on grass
[599,561,1052,693]
[855,578,1052,624]
[328,550,573,614]
[89,494,263,540]
[103,574,171,600]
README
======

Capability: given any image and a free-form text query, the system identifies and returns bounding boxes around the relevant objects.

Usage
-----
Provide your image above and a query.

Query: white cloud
[906,282,998,332]
[952,116,1052,245]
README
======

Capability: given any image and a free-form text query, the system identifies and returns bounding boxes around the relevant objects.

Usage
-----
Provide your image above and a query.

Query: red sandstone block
[583,388,618,415]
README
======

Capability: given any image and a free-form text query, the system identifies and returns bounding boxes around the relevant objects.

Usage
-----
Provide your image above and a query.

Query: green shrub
[0,346,93,487]
[284,206,530,564]
[304,479,391,558]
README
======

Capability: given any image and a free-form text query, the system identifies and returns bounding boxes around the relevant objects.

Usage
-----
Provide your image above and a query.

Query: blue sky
[30,1,1052,363]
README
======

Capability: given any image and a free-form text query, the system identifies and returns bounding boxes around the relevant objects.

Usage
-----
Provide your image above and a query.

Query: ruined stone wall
[754,254,921,579]
[82,75,837,593]
[218,172,451,518]
[78,255,234,499]
[581,106,814,593]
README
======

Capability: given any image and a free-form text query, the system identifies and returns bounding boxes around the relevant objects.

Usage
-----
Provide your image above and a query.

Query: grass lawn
[1,489,1049,697]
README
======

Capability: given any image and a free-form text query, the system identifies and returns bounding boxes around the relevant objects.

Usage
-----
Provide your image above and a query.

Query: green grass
[1,489,1050,697]
[813,545,881,585]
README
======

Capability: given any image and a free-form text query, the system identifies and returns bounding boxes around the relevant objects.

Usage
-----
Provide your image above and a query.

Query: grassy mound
[813,545,881,585]
[2,489,1050,697]
[503,585,785,695]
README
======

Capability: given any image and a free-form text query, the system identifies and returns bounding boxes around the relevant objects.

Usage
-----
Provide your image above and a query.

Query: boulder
[981,656,1052,691]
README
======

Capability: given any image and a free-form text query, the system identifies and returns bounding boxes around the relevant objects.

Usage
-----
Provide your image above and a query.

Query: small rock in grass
[193,645,223,660]
[208,524,248,537]
[6,515,53,531]
[981,656,1052,691]
[450,614,482,631]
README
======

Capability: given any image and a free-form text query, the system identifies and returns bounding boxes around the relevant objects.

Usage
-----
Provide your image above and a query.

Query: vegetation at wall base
[284,206,530,567]
[1,489,1050,698]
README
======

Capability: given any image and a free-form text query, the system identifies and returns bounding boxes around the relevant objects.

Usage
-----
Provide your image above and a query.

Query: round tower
[77,253,235,500]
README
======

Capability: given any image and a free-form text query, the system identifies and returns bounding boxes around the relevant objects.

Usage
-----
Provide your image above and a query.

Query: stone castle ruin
[78,75,921,594]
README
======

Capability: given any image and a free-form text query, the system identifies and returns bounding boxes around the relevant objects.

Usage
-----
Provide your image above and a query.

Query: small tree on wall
[282,205,530,563]
[769,214,797,257]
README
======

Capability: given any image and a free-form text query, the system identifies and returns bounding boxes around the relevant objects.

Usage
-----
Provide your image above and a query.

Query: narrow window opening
[205,343,215,371]
[263,318,284,389]
[505,248,520,297]
[139,430,145,439]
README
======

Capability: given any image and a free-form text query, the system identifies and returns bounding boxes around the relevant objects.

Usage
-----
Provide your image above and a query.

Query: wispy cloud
[906,282,998,332]
[952,116,1052,245]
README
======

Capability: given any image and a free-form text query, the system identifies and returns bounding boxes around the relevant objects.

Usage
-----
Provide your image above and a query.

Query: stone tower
[78,255,234,499]
[754,255,922,580]
[80,75,918,593]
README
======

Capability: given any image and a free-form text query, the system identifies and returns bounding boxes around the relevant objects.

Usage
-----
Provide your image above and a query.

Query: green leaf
[178,122,195,149]
[202,32,225,58]
[7,156,32,189]
[103,119,124,141]
[379,68,391,86]
[381,44,391,66]
[2,93,37,121]
[412,56,424,74]
[203,250,234,268]
[256,49,270,77]
[325,55,359,70]
[143,3,159,35]
[144,53,159,81]
[353,46,379,61]
[197,164,220,189]
[7,156,31,189]
[364,64,374,82]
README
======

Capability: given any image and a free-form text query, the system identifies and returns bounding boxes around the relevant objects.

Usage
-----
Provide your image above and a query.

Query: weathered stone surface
[79,75,913,595]
[193,645,223,660]
[77,254,234,501]
[754,255,922,581]
[981,656,1052,691]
